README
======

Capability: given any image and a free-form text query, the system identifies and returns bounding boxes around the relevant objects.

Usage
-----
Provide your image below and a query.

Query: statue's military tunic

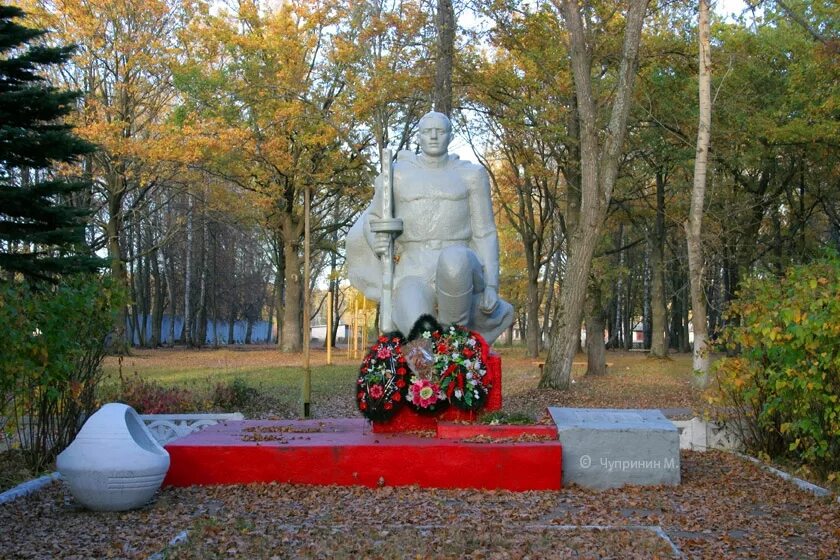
[346,151,512,343]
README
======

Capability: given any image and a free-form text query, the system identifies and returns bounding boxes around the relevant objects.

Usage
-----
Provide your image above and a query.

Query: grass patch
[480,411,536,424]
[100,346,706,419]
[102,349,361,417]
[0,449,36,493]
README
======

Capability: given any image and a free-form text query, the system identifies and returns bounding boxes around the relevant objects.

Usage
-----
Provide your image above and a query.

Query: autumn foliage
[711,255,840,477]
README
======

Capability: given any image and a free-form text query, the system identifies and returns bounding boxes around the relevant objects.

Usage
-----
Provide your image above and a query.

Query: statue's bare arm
[467,166,501,313]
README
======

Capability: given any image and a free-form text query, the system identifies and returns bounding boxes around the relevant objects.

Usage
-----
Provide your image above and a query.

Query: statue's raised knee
[436,246,473,284]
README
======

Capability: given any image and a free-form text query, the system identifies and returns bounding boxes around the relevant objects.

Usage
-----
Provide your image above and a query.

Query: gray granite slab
[549,407,680,489]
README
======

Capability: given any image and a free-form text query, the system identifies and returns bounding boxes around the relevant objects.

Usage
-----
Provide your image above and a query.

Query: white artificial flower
[454,389,463,398]
[422,331,431,339]
[466,372,473,380]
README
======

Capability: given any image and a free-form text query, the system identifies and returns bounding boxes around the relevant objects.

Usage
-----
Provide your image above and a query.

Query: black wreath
[355,331,408,422]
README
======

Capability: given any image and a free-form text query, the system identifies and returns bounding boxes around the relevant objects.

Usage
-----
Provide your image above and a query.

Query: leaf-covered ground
[0,451,838,559]
[3,347,835,557]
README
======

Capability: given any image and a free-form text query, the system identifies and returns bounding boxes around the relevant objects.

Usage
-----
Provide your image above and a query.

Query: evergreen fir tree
[0,5,102,281]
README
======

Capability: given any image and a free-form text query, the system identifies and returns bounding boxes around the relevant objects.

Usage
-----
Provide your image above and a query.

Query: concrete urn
[57,403,170,511]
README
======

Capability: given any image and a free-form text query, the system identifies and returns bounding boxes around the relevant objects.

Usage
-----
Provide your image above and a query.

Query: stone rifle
[368,148,403,332]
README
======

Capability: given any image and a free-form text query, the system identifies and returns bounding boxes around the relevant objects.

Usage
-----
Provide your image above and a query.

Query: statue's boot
[437,286,474,326]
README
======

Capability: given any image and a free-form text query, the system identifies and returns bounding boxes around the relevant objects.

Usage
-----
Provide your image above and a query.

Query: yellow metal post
[351,299,358,359]
[362,296,368,350]
[326,290,332,365]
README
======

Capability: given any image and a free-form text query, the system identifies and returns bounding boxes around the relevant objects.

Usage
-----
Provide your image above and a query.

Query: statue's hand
[480,286,500,315]
[374,232,390,257]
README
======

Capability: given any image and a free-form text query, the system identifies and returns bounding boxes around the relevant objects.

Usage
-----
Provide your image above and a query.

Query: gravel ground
[1,450,838,559]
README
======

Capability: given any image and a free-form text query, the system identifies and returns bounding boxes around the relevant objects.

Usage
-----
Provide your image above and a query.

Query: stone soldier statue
[346,111,514,344]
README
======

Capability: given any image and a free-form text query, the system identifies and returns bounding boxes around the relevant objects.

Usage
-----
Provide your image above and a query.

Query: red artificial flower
[437,342,448,353]
[379,335,388,343]
[396,379,406,388]
[392,392,402,402]
[463,348,475,358]
[396,367,407,375]
[392,337,400,343]
[357,392,365,399]
[384,402,393,410]
[359,401,367,410]
[369,384,384,399]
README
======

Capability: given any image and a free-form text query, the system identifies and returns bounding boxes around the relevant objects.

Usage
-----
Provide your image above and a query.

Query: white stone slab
[549,407,680,489]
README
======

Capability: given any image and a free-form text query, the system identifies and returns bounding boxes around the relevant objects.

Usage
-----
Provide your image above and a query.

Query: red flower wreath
[431,325,491,411]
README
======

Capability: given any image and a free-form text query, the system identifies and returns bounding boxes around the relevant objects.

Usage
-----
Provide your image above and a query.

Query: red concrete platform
[164,418,562,491]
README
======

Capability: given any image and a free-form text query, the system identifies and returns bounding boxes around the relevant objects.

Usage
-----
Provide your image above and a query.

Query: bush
[115,373,200,414]
[211,378,260,412]
[710,255,840,477]
[0,275,118,473]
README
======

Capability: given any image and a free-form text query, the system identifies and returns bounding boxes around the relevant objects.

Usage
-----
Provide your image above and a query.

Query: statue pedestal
[163,416,563,491]
[372,352,502,434]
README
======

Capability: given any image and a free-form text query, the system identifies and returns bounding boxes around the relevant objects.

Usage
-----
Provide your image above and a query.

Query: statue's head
[417,111,452,158]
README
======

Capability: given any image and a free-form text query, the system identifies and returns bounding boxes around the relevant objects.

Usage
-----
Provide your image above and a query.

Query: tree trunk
[228,306,236,344]
[127,220,141,347]
[196,210,209,347]
[183,195,194,345]
[585,280,607,375]
[433,0,455,116]
[540,0,648,389]
[624,268,633,351]
[166,259,177,347]
[281,236,303,352]
[686,0,712,383]
[275,269,284,346]
[525,266,542,358]
[650,171,668,357]
[106,200,128,354]
[328,244,341,348]
[151,249,164,348]
[642,248,651,349]
[267,280,276,344]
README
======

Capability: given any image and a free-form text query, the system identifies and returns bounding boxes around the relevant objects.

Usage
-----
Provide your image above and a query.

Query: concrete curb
[0,472,62,506]
[735,452,839,503]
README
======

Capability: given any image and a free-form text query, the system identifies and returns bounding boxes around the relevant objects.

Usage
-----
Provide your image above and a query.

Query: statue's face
[417,114,451,157]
